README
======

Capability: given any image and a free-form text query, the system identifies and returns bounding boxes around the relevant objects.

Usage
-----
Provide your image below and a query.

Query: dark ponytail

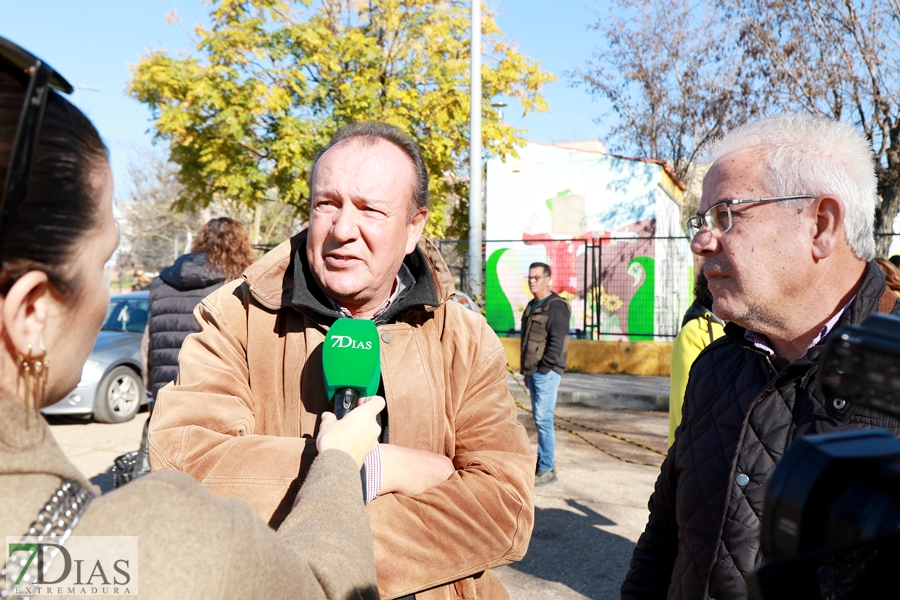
[0,70,108,298]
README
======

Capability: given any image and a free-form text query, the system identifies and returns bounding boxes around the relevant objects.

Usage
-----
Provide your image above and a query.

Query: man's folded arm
[148,294,313,520]
[366,343,535,598]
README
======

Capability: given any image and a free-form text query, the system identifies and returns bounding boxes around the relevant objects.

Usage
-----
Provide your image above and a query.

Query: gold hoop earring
[17,343,48,428]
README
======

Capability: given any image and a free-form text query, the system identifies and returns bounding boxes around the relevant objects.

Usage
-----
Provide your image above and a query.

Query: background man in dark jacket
[521,262,570,486]
[622,114,900,599]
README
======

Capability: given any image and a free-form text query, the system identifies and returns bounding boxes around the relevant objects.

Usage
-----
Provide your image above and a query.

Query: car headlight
[77,360,104,387]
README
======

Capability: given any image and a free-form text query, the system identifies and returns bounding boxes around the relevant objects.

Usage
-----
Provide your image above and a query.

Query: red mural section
[511,219,657,340]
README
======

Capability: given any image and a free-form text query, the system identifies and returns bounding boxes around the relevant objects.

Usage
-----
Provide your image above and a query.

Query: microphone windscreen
[322,318,381,402]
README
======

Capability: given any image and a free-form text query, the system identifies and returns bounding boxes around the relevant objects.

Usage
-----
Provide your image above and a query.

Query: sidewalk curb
[508,373,669,412]
[557,390,668,411]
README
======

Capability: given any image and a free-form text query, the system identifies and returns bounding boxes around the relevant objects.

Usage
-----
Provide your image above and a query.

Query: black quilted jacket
[147,252,224,400]
[622,261,900,599]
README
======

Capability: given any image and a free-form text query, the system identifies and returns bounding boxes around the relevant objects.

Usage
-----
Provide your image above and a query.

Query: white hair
[705,114,877,261]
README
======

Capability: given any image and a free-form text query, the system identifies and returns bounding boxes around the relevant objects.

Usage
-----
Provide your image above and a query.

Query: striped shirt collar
[744,297,854,358]
[327,263,416,322]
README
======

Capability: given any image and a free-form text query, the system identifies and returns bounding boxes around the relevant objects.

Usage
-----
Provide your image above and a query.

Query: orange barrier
[500,338,672,376]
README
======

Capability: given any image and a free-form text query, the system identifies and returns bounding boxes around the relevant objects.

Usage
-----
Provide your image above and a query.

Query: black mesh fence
[258,233,900,340]
[432,239,470,295]
[434,236,695,341]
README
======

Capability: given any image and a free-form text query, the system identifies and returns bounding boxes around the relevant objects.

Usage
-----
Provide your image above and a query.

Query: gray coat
[0,396,378,599]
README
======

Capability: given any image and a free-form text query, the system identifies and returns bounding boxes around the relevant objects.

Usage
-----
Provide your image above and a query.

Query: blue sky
[2,0,610,197]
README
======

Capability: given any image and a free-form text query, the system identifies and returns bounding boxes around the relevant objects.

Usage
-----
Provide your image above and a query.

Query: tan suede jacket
[149,232,535,600]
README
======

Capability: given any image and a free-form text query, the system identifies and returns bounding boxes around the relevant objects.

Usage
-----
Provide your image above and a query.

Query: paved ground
[47,373,670,599]
[497,373,668,599]
[509,371,671,411]
[46,411,149,492]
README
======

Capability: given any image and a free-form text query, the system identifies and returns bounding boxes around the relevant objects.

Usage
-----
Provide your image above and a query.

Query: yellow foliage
[127,0,554,236]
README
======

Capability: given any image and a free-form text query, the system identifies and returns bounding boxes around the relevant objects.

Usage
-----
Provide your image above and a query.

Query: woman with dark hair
[0,36,381,598]
[145,217,253,404]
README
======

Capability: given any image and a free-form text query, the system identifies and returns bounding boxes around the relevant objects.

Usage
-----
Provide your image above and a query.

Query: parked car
[42,291,149,423]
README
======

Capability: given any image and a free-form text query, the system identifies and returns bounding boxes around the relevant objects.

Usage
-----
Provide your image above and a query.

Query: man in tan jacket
[149,122,535,600]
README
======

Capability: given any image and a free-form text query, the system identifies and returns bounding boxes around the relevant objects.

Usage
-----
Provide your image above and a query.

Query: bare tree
[118,150,206,272]
[250,192,308,251]
[723,0,900,256]
[577,0,900,253]
[119,150,307,271]
[571,0,758,211]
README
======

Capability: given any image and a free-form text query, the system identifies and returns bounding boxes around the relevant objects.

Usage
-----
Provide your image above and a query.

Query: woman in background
[145,217,253,404]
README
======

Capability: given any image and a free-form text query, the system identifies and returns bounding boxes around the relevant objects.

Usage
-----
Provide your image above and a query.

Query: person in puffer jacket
[622,114,900,600]
[144,217,253,407]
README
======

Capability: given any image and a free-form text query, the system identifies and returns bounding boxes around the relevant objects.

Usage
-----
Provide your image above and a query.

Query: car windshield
[102,297,150,333]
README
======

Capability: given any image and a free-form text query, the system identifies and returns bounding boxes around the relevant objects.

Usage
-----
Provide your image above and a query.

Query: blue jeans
[526,370,561,472]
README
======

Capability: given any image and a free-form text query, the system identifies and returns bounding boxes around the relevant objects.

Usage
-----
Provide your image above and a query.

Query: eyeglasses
[686,194,817,239]
[0,36,73,239]
[527,275,545,281]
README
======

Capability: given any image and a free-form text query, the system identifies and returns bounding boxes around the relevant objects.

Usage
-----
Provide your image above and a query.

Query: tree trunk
[876,142,900,258]
[876,180,900,257]
[252,204,262,246]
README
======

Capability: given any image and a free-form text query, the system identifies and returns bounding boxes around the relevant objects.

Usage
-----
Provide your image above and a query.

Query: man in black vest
[520,262,570,486]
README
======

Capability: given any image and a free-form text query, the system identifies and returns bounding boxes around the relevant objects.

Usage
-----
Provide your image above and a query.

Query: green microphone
[322,318,381,419]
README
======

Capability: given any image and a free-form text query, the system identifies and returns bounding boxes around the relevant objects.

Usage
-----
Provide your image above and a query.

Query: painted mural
[485,142,692,341]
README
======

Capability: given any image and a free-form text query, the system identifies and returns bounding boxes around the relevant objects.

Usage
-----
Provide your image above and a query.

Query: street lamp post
[468,0,482,301]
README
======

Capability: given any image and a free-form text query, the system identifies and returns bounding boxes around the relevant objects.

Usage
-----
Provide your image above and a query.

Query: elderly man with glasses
[621,114,900,600]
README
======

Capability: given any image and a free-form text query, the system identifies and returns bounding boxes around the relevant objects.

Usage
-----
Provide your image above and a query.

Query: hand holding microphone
[321,318,383,501]
[317,396,386,467]
[321,318,454,497]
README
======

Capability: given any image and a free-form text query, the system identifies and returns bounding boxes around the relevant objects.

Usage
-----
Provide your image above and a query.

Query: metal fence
[257,232,900,340]
[431,233,900,340]
[432,239,470,295]
[433,236,695,341]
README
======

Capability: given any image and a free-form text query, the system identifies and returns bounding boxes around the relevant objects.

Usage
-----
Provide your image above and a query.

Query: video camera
[749,313,900,599]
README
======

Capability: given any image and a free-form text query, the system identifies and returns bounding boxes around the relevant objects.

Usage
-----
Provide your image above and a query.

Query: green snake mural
[485,248,516,335]
[627,256,655,341]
